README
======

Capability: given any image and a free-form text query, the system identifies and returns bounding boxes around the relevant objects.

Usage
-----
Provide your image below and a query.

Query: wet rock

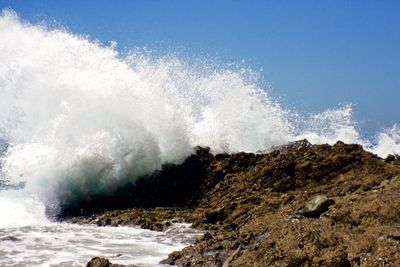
[0,236,20,242]
[298,195,334,218]
[86,257,127,267]
[385,154,396,162]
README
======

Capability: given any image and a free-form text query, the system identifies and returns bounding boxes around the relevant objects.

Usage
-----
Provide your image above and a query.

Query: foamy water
[0,9,399,266]
[0,191,201,266]
[0,220,200,267]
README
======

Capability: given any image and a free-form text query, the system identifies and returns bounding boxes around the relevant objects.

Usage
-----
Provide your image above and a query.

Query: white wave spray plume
[371,124,400,157]
[0,10,399,215]
[0,10,292,210]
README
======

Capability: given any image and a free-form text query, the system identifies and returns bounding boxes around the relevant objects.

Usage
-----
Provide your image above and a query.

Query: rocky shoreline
[66,140,400,267]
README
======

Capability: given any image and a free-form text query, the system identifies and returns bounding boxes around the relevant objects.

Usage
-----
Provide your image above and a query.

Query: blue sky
[1,0,399,134]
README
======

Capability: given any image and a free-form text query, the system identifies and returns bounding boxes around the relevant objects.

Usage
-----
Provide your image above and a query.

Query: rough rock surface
[68,141,400,267]
[86,257,132,267]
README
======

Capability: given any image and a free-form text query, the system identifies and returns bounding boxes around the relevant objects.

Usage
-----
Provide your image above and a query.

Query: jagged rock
[298,195,334,218]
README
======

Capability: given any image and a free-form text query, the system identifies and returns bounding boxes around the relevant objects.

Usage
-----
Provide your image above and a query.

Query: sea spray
[0,10,293,209]
[294,104,364,146]
[371,124,400,157]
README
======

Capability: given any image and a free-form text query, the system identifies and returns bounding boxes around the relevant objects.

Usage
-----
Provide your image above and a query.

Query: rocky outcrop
[75,141,400,267]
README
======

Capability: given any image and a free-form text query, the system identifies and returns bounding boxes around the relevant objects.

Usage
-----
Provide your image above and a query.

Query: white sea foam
[0,193,48,228]
[0,222,201,267]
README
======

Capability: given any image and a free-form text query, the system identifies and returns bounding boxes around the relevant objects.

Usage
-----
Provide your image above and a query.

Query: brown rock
[86,257,122,267]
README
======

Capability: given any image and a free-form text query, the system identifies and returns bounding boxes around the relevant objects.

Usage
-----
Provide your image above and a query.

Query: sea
[0,10,399,266]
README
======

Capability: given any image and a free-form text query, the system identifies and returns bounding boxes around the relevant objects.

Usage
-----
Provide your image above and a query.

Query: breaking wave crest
[0,10,399,216]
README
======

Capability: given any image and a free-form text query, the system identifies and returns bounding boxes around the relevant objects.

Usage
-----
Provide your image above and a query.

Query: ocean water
[0,10,399,266]
[0,223,199,266]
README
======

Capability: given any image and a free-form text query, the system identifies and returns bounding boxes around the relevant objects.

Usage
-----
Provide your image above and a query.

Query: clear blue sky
[1,0,399,134]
